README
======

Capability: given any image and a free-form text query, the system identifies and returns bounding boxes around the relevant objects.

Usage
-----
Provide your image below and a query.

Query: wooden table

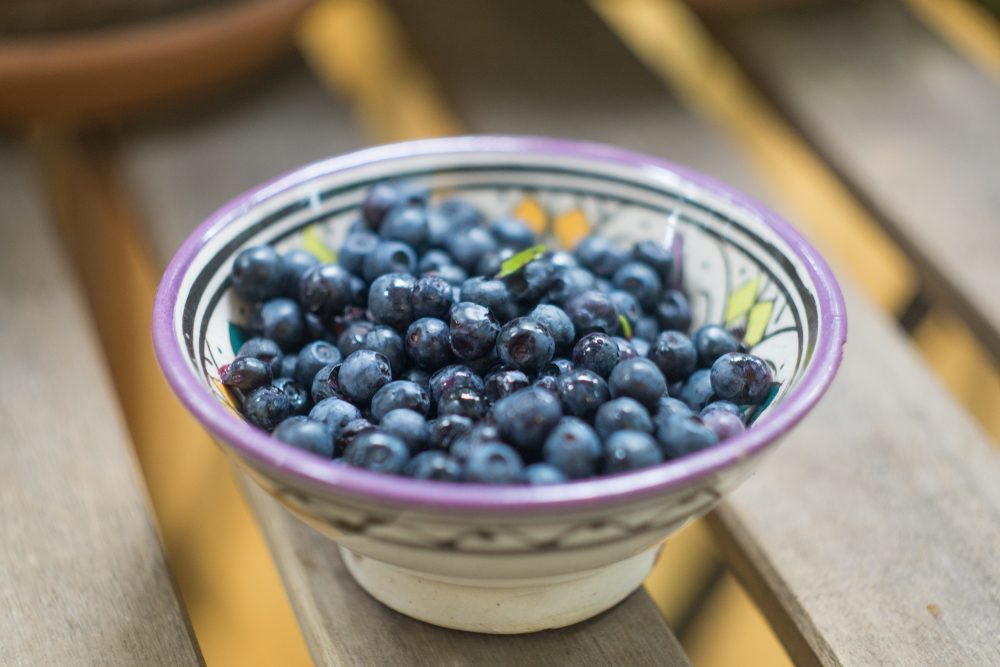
[4,0,999,664]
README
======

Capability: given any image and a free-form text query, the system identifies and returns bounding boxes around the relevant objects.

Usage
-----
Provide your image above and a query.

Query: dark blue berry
[634,316,660,342]
[504,257,555,303]
[339,350,392,404]
[603,431,663,473]
[273,416,334,457]
[412,275,454,320]
[483,368,530,403]
[259,298,305,351]
[565,290,620,335]
[280,250,320,296]
[221,356,272,391]
[370,380,430,420]
[428,414,474,450]
[437,386,487,420]
[701,400,743,419]
[613,261,662,310]
[337,320,375,357]
[279,353,298,379]
[608,290,642,327]
[460,277,519,323]
[475,249,514,278]
[656,396,693,418]
[447,227,499,272]
[428,365,484,405]
[380,206,429,248]
[490,217,537,250]
[427,199,483,247]
[533,375,561,394]
[524,463,567,485]
[656,414,718,459]
[404,450,462,480]
[298,264,354,322]
[543,417,601,479]
[231,245,284,302]
[449,423,502,463]
[405,318,454,370]
[693,325,740,368]
[497,317,555,373]
[632,239,674,282]
[656,289,692,332]
[631,337,651,358]
[493,387,563,455]
[546,267,597,306]
[464,349,501,376]
[336,418,376,453]
[309,398,362,440]
[448,302,500,360]
[272,377,310,415]
[556,370,609,418]
[574,235,629,277]
[710,352,774,404]
[594,397,653,439]
[418,249,455,274]
[243,385,294,431]
[311,363,345,402]
[433,263,469,287]
[236,337,283,376]
[361,181,428,228]
[614,337,639,361]
[339,231,379,275]
[403,367,431,390]
[378,408,430,452]
[678,369,715,412]
[343,431,410,474]
[295,340,342,389]
[649,331,698,382]
[572,332,620,378]
[609,357,667,409]
[529,304,576,354]
[363,241,417,283]
[362,326,408,376]
[701,409,746,440]
[368,273,416,331]
[464,443,524,484]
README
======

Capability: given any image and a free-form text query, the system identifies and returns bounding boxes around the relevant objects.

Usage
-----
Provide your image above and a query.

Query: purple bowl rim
[152,135,847,513]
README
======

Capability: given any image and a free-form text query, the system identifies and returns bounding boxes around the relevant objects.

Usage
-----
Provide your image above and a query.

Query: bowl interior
[156,137,842,511]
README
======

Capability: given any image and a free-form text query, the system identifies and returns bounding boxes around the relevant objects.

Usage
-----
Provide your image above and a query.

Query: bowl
[153,135,846,634]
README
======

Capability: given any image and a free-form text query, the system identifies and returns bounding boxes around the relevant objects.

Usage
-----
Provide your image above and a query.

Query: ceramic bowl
[153,136,846,634]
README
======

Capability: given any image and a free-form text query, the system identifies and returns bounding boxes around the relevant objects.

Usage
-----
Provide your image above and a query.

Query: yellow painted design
[513,196,548,234]
[744,300,774,348]
[302,225,337,263]
[554,208,590,249]
[725,275,760,325]
[212,378,241,416]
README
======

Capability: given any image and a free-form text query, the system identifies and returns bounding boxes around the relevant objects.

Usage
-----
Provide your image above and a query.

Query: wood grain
[0,144,202,665]
[702,0,1000,361]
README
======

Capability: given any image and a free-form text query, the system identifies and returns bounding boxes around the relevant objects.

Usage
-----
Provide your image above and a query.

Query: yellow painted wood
[644,520,721,627]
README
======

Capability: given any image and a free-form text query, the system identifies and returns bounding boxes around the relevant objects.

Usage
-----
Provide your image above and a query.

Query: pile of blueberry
[219,181,774,484]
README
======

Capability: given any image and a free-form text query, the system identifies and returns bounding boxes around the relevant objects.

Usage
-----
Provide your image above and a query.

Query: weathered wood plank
[0,144,203,666]
[125,62,690,665]
[702,0,1000,360]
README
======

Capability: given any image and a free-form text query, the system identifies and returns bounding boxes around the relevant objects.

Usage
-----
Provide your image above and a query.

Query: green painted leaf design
[302,225,337,263]
[496,244,546,278]
[618,314,633,340]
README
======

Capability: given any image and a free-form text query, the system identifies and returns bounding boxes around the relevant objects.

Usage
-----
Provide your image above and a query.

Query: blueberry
[380,206,429,248]
[272,377,310,415]
[608,290,642,327]
[363,241,417,283]
[298,264,354,322]
[490,217,537,250]
[231,245,284,302]
[428,414,474,451]
[565,290,620,335]
[493,387,563,455]
[404,450,462,480]
[279,354,298,380]
[543,417,601,479]
[464,442,524,484]
[273,416,334,457]
[649,331,698,382]
[529,304,576,354]
[656,414,718,459]
[371,380,430,420]
[613,337,639,361]
[613,261,662,310]
[460,277,519,323]
[336,320,375,357]
[405,318,454,370]
[693,325,740,368]
[546,267,597,306]
[631,337,651,358]
[656,396,694,418]
[339,231,380,275]
[634,316,660,342]
[573,235,629,277]
[594,397,653,439]
[701,401,743,419]
[656,289,692,332]
[541,358,575,377]
[524,463,567,485]
[311,363,345,402]
[339,349,392,404]
[403,367,431,389]
[280,250,320,296]
[294,340,343,389]
[336,418,376,453]
[556,370,609,418]
[572,332,620,378]
[609,357,667,409]
[309,397,362,439]
[475,249,514,278]
[221,356,272,391]
[483,368,530,402]
[497,318,555,373]
[701,409,746,440]
[378,408,430,452]
[343,431,410,474]
[464,349,501,376]
[678,369,715,412]
[418,249,455,274]
[533,375,561,394]
[361,181,429,228]
[710,352,774,404]
[427,199,483,247]
[548,250,579,270]
[236,337,283,376]
[504,257,556,303]
[449,423,503,463]
[603,431,663,473]
[304,313,332,343]
[259,298,305,351]
[359,325,407,376]
[412,275,454,320]
[446,227,499,272]
[243,385,294,431]
[428,365,485,405]
[632,239,674,283]
[368,273,416,331]
[449,302,500,360]
[437,386,487,420]
[433,264,469,287]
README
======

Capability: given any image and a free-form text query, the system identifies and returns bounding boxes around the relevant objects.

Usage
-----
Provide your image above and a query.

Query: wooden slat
[386,0,1000,663]
[0,144,202,666]
[124,62,690,665]
[700,0,1000,361]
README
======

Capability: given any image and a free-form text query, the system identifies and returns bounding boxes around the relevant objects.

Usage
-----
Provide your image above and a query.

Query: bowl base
[340,545,658,634]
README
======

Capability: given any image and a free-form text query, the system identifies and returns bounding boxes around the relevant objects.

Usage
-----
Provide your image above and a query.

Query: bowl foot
[340,545,658,634]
